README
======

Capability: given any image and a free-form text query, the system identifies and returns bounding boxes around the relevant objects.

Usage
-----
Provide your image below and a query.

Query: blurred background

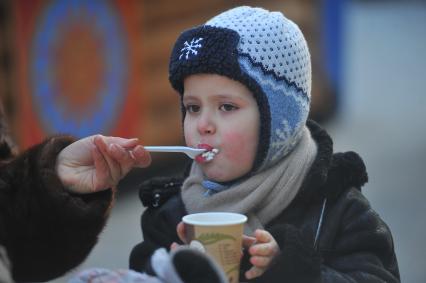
[0,0,425,282]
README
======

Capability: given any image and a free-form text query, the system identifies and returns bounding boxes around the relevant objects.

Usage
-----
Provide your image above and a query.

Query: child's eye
[185,104,200,113]
[219,103,238,112]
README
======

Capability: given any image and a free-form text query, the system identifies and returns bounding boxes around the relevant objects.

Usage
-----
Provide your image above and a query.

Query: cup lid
[182,212,247,226]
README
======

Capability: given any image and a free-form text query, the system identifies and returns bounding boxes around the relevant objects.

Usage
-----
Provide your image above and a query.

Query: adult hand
[56,135,151,194]
[242,229,280,280]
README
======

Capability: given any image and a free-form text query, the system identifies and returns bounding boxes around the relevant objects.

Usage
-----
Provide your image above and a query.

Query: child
[130,6,400,282]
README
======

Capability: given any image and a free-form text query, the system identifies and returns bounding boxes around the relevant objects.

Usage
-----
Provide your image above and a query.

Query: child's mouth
[195,144,219,163]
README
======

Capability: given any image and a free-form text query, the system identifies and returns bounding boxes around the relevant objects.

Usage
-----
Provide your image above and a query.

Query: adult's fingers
[94,136,122,183]
[108,143,135,175]
[107,143,152,170]
[102,136,139,149]
[95,135,151,169]
[129,145,152,168]
[92,145,113,191]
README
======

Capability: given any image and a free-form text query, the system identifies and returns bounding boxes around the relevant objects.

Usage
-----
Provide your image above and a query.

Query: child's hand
[242,229,280,280]
[170,222,187,251]
[176,221,187,244]
[170,242,181,251]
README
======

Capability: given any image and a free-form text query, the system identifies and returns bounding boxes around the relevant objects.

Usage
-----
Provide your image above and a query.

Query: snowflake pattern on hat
[179,37,204,60]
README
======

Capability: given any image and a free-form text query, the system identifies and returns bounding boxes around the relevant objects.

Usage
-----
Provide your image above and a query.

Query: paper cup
[182,212,247,283]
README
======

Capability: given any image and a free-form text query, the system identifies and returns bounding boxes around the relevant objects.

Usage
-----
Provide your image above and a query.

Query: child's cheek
[185,135,196,148]
[183,125,196,147]
[222,132,254,165]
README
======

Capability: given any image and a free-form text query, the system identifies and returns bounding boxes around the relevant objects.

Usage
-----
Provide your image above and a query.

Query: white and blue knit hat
[169,6,311,172]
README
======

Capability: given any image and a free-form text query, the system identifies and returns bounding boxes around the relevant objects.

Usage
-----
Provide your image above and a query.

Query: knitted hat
[169,6,311,172]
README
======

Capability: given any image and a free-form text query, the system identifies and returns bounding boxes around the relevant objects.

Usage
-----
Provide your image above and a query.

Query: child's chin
[202,169,233,183]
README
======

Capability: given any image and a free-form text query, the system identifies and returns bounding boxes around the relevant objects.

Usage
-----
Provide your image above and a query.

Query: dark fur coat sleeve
[0,136,113,282]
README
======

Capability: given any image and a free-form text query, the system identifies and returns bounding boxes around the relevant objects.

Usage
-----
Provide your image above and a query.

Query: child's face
[183,74,260,182]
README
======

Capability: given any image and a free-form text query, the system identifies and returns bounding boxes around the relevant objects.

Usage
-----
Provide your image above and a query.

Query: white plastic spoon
[143,146,206,159]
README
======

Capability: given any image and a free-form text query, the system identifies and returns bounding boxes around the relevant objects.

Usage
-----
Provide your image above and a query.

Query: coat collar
[297,120,368,202]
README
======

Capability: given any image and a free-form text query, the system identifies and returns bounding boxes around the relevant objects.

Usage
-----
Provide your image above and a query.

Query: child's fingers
[242,235,257,248]
[254,229,273,243]
[249,242,275,256]
[250,255,272,268]
[249,242,280,257]
[245,266,265,280]
[176,222,186,244]
[170,242,180,251]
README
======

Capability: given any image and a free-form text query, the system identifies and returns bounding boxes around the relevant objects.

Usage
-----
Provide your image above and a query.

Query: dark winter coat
[0,134,113,282]
[130,120,400,282]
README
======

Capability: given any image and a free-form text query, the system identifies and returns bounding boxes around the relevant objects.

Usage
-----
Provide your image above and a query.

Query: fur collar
[298,120,368,202]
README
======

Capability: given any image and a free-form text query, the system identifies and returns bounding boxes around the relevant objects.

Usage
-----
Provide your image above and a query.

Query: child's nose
[197,112,216,135]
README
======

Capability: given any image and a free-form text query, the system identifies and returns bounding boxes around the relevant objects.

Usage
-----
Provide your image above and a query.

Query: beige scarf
[181,126,318,235]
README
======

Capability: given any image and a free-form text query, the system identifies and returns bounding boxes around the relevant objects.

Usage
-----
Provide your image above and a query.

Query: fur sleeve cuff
[32,135,113,212]
[3,135,113,282]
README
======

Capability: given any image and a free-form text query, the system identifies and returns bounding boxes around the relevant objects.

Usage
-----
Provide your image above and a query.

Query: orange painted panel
[14,0,144,148]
